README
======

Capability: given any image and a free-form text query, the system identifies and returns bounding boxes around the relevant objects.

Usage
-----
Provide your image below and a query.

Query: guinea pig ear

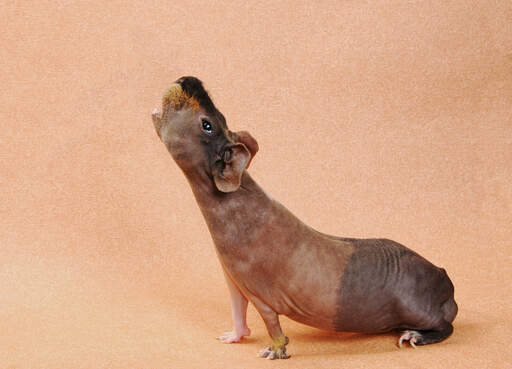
[213,143,251,193]
[233,131,258,168]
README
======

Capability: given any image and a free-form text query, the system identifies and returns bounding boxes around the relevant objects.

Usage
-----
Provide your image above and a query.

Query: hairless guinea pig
[151,76,458,360]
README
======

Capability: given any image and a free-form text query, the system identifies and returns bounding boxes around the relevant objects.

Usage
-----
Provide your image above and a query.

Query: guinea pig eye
[201,119,213,134]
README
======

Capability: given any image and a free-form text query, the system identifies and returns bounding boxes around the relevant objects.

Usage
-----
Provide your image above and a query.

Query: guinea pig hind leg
[398,321,454,348]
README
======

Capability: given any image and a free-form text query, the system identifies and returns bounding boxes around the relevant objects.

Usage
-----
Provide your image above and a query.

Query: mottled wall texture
[1,1,511,368]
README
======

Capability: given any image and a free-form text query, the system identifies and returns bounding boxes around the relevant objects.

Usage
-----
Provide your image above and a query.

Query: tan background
[1,1,511,368]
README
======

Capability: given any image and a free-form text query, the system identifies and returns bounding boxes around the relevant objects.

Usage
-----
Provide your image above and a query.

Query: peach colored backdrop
[1,1,511,368]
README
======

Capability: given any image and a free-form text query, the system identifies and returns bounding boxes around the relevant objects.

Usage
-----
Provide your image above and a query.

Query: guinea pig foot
[217,327,251,343]
[258,336,290,359]
[258,346,290,360]
[398,330,421,348]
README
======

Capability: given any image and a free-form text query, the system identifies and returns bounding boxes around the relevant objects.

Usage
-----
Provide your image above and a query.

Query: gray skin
[152,76,458,359]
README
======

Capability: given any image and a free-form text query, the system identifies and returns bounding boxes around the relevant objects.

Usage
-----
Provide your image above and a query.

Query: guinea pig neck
[185,170,290,256]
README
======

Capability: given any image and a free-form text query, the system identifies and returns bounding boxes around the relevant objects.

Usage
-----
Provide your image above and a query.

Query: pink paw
[217,327,251,343]
[398,330,421,348]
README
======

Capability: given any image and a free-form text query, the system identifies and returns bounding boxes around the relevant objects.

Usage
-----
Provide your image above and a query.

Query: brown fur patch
[162,84,200,112]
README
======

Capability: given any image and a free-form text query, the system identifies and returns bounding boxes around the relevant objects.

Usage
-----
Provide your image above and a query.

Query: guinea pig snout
[151,108,163,138]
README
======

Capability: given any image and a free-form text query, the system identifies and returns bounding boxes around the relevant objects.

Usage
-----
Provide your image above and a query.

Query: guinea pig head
[152,76,258,193]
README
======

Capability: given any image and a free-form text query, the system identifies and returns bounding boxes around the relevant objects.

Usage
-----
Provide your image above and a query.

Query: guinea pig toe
[217,330,243,343]
[258,346,272,358]
[266,351,277,360]
[258,346,290,359]
[398,330,422,349]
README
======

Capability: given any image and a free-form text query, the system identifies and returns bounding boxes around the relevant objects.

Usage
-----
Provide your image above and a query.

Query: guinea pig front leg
[253,298,290,360]
[217,271,251,343]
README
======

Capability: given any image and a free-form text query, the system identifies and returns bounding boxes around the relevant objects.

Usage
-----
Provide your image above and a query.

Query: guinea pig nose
[151,108,163,138]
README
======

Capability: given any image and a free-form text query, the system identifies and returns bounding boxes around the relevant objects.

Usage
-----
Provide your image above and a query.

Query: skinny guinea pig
[151,76,458,360]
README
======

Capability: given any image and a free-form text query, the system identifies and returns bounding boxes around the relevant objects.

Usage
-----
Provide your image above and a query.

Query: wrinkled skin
[151,76,458,359]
